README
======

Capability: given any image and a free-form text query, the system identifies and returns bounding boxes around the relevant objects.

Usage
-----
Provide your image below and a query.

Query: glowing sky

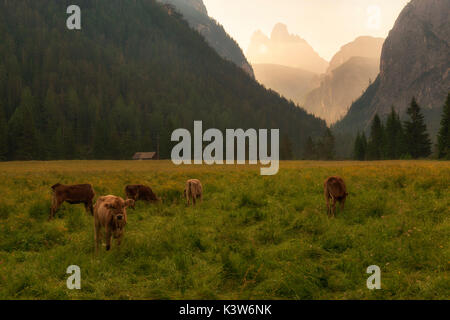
[202,0,409,61]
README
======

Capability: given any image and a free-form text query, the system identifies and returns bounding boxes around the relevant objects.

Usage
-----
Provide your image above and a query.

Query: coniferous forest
[0,0,326,161]
[352,96,450,160]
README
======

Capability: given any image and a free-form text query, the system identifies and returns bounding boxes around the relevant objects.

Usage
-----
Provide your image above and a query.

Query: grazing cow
[184,179,203,206]
[324,176,348,217]
[93,195,134,252]
[50,183,95,220]
[125,184,160,209]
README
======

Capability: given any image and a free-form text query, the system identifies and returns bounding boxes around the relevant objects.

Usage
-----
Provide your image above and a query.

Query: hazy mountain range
[247,24,384,124]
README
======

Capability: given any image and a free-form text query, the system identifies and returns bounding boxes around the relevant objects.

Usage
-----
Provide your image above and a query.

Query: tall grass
[0,160,448,299]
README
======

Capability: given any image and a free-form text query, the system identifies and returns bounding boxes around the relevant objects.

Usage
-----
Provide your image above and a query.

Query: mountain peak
[270,23,289,41]
[270,23,306,44]
[247,24,328,74]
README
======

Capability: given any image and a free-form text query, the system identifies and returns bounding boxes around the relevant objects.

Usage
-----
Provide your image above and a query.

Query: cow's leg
[332,198,337,218]
[89,202,94,216]
[186,184,192,206]
[49,196,56,220]
[116,232,123,247]
[131,196,137,210]
[340,198,346,211]
[49,198,62,220]
[105,228,112,251]
[84,202,92,216]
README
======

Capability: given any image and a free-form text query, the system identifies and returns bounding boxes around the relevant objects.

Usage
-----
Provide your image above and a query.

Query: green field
[0,161,448,299]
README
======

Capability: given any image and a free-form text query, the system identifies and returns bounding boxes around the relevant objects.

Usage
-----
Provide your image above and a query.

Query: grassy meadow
[0,160,448,300]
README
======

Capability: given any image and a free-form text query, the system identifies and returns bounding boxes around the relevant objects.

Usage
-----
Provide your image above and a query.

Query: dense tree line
[0,0,325,161]
[352,96,449,160]
[436,94,450,159]
[302,128,336,160]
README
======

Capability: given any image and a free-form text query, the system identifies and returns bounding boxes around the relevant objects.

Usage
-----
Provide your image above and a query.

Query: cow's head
[105,198,134,224]
[125,198,136,210]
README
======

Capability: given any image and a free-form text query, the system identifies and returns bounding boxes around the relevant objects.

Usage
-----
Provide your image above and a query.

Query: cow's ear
[124,199,135,208]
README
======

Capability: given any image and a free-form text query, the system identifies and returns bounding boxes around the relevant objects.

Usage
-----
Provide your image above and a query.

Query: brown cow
[93,195,134,252]
[184,179,203,206]
[324,176,348,218]
[50,183,95,220]
[125,184,160,209]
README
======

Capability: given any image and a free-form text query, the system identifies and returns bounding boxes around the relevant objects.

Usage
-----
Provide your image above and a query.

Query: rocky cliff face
[159,0,254,77]
[302,36,384,124]
[335,0,450,136]
[247,23,329,74]
[305,57,380,124]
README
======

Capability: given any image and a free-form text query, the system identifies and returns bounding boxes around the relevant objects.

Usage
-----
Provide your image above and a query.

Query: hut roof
[132,152,157,160]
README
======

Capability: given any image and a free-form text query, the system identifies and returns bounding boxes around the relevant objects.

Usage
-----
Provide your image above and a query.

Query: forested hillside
[0,0,326,160]
[158,0,255,77]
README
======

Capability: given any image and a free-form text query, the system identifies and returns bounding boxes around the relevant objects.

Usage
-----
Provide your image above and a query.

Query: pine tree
[404,97,432,158]
[280,134,294,160]
[0,105,8,160]
[354,131,367,160]
[54,127,65,160]
[353,133,361,160]
[361,132,368,159]
[437,93,450,159]
[317,128,335,160]
[367,114,385,160]
[385,107,405,159]
[7,88,40,160]
[42,87,59,159]
[304,136,315,160]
